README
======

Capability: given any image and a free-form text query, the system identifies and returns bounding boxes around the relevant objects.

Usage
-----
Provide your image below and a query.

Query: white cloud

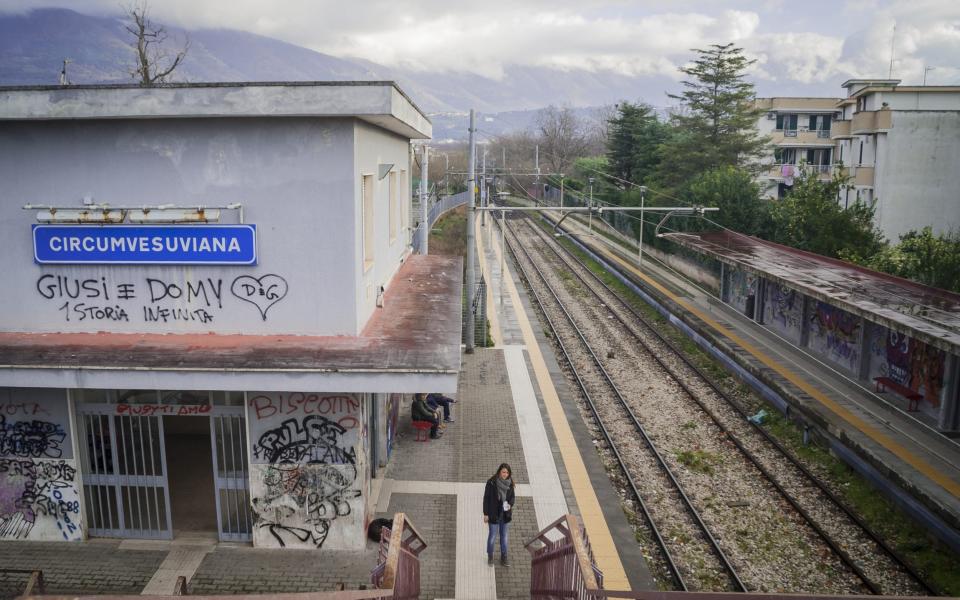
[2,0,957,89]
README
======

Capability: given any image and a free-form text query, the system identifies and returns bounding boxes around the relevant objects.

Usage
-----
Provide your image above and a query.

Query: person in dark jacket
[482,462,515,566]
[412,393,442,439]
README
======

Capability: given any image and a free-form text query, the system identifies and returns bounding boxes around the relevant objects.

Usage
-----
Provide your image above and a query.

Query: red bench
[411,420,433,442]
[873,377,923,412]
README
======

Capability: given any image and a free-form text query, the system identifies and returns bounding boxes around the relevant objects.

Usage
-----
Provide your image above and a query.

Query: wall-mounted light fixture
[25,202,243,223]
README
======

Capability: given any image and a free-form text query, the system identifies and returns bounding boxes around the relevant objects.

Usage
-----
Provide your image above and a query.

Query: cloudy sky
[2,0,958,96]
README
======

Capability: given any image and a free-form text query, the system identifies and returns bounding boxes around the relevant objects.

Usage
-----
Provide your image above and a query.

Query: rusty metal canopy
[0,255,463,392]
[663,230,960,353]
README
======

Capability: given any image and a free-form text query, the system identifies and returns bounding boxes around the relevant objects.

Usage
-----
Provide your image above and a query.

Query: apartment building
[756,83,960,242]
[833,79,960,241]
[755,97,843,200]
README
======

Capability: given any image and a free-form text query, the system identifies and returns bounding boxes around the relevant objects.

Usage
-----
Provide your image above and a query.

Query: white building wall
[353,121,413,333]
[0,117,362,336]
[874,111,960,240]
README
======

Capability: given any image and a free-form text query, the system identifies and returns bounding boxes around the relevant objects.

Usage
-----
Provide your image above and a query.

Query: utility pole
[481,149,487,226]
[419,144,429,254]
[559,174,564,210]
[587,177,594,234]
[466,109,477,352]
[638,186,646,269]
[534,145,540,204]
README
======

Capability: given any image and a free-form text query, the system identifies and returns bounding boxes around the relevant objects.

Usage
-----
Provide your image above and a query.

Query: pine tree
[606,102,667,185]
[656,43,766,189]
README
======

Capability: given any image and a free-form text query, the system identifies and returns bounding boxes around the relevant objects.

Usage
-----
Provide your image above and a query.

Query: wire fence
[411,190,471,254]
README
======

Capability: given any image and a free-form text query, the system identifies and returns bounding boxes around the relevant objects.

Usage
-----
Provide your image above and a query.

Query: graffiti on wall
[248,393,363,549]
[0,459,81,541]
[253,463,360,548]
[725,269,756,314]
[0,417,67,459]
[808,302,862,372]
[869,328,946,407]
[764,283,803,342]
[34,273,289,325]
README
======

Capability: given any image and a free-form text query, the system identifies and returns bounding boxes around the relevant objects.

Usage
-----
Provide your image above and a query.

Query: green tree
[606,102,668,185]
[686,166,770,236]
[769,171,885,260]
[859,227,960,293]
[656,43,766,189]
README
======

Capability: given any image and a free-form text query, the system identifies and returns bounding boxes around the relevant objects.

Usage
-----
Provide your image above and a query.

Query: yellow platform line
[482,219,631,590]
[585,234,960,500]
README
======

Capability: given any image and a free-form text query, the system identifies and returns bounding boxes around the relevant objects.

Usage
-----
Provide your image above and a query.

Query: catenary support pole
[534,144,540,204]
[466,109,477,352]
[481,149,487,226]
[638,185,646,268]
[420,145,429,254]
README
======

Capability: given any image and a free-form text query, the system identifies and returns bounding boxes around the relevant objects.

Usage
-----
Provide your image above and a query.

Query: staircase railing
[525,514,603,600]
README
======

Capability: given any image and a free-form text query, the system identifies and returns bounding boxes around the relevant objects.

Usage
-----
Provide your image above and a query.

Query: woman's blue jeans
[486,521,509,556]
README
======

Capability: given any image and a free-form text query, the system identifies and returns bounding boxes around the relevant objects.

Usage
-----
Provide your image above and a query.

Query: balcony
[773,129,835,145]
[853,166,875,187]
[764,163,834,181]
[851,110,892,134]
[831,120,852,138]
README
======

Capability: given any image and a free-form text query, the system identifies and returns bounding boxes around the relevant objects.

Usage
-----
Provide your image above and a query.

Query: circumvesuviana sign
[33,224,258,265]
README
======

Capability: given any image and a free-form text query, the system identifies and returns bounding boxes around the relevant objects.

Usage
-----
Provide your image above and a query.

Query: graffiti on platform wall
[0,458,81,541]
[725,269,756,314]
[248,393,364,549]
[0,417,67,459]
[252,463,360,548]
[869,328,946,407]
[808,302,862,372]
[763,283,802,342]
[252,415,357,465]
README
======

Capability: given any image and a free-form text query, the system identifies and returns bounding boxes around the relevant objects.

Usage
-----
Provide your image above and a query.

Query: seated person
[412,393,442,439]
[426,393,455,423]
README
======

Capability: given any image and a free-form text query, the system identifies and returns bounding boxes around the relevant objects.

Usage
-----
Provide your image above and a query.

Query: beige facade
[755,82,960,242]
[754,97,842,200]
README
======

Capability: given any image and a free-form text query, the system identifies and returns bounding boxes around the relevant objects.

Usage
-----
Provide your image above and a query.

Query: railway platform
[0,217,654,599]
[543,210,960,550]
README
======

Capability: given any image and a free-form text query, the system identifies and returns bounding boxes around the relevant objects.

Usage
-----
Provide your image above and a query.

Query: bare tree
[535,105,589,174]
[125,1,189,86]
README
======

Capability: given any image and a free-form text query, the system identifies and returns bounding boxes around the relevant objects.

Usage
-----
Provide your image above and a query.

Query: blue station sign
[33,224,258,265]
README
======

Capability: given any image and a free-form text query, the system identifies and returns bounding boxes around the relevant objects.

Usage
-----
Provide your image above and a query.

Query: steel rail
[501,214,747,593]
[527,214,938,596]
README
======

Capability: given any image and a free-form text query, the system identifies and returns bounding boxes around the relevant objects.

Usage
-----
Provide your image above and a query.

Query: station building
[664,230,959,432]
[0,83,462,548]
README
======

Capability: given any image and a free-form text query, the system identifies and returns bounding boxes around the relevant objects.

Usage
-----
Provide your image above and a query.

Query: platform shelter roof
[662,230,960,353]
[0,255,462,393]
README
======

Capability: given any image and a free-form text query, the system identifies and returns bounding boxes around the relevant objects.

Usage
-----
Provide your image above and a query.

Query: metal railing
[371,513,428,600]
[15,514,426,600]
[411,190,471,254]
[526,514,604,600]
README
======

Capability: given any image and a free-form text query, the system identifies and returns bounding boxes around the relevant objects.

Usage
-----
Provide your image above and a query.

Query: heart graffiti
[231,274,289,321]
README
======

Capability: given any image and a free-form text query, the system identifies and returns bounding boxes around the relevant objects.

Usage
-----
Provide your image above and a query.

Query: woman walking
[482,463,515,566]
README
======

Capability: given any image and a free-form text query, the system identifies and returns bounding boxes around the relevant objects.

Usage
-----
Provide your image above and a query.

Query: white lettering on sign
[47,235,243,254]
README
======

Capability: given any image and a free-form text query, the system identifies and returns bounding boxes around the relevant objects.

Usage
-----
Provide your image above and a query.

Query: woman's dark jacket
[483,478,515,524]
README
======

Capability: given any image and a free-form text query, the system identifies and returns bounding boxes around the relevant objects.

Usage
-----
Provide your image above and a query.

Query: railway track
[499,212,936,595]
